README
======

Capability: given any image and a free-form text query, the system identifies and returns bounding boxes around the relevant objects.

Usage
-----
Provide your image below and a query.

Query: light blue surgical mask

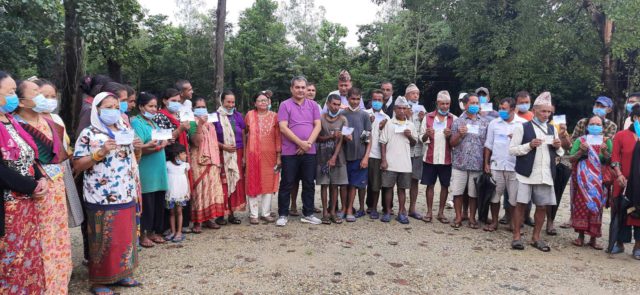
[635,120,640,137]
[498,110,510,120]
[479,96,488,104]
[193,108,208,117]
[328,109,341,118]
[372,101,383,111]
[517,103,530,113]
[176,159,184,165]
[226,107,236,114]
[1,94,19,113]
[119,101,129,114]
[467,104,480,115]
[626,103,638,113]
[143,111,155,120]
[31,94,49,113]
[45,98,58,113]
[268,104,272,111]
[533,116,548,124]
[593,107,607,117]
[437,109,449,116]
[167,101,182,113]
[587,124,603,135]
[99,108,121,125]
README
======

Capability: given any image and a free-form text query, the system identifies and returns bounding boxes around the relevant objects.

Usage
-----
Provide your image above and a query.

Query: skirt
[86,203,138,284]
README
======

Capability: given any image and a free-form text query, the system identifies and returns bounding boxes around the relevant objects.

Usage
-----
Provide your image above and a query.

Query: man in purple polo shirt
[276,76,323,226]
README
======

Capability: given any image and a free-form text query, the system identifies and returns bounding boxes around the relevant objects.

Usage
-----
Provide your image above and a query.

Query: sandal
[355,210,366,218]
[91,286,115,295]
[421,215,433,223]
[228,216,242,224]
[249,218,259,225]
[149,235,166,244]
[370,211,380,220]
[204,220,221,229]
[633,249,640,260]
[192,224,203,234]
[396,213,410,224]
[572,239,584,247]
[140,238,154,248]
[408,212,423,220]
[546,228,558,236]
[172,234,185,243]
[511,239,525,250]
[380,214,391,223]
[321,216,331,225]
[451,222,462,230]
[346,214,356,222]
[115,277,141,287]
[182,227,193,234]
[468,222,479,229]
[483,225,497,232]
[588,241,603,250]
[260,216,276,223]
[215,217,228,226]
[531,240,551,252]
[330,215,343,224]
[163,233,175,241]
[436,216,450,224]
[499,217,508,225]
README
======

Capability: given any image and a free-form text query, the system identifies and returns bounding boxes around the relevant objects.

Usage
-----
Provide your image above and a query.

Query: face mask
[407,100,416,106]
[193,108,208,117]
[226,107,236,114]
[348,105,360,112]
[45,98,58,113]
[587,124,603,135]
[533,116,548,124]
[479,96,488,104]
[517,103,530,113]
[459,101,465,111]
[328,109,341,118]
[467,105,480,115]
[267,104,272,111]
[176,159,184,165]
[167,101,182,113]
[635,120,640,137]
[99,108,121,125]
[143,111,155,120]
[593,107,607,117]
[119,101,129,114]
[498,110,510,120]
[372,101,383,111]
[31,94,49,113]
[437,109,449,116]
[626,103,638,113]
[1,94,19,113]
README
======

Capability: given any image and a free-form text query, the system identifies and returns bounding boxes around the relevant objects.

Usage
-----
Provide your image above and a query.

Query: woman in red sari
[611,105,640,259]
[244,92,281,224]
[0,71,49,295]
[567,116,611,250]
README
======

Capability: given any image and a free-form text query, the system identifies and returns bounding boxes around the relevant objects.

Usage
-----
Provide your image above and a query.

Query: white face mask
[459,101,465,111]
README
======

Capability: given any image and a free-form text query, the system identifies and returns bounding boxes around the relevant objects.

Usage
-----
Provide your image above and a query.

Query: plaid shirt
[571,117,618,141]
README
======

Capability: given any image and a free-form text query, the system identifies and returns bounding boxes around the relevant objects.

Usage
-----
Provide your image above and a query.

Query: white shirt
[485,116,526,171]
[509,121,564,185]
[366,109,390,159]
[379,118,417,173]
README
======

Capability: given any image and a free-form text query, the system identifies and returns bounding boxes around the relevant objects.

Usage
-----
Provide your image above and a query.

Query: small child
[165,143,190,243]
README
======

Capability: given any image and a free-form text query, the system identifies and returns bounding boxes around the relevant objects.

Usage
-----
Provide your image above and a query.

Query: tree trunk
[214,0,226,105]
[61,0,84,135]
[107,58,123,83]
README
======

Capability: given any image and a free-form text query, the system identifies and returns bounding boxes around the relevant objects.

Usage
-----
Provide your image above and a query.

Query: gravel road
[68,185,639,294]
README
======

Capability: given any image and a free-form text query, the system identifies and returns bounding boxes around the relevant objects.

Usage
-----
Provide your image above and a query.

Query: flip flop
[346,215,356,222]
[483,225,497,232]
[572,239,584,247]
[588,241,603,250]
[633,249,640,260]
[149,235,166,244]
[468,222,479,229]
[396,214,410,224]
[531,240,551,252]
[511,239,525,250]
[91,286,115,295]
[321,216,331,225]
[228,216,242,224]
[114,277,141,287]
[163,233,175,241]
[436,216,450,224]
[421,216,433,223]
[408,212,423,220]
[192,225,203,234]
[451,222,462,230]
[330,215,343,224]
[204,220,221,229]
[172,234,185,243]
[139,238,154,248]
[546,228,558,236]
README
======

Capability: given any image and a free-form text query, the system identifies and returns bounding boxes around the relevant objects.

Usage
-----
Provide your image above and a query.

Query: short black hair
[327,93,341,104]
[175,79,190,91]
[80,75,113,97]
[165,143,187,165]
[290,76,307,87]
[137,91,157,108]
[371,89,384,97]
[500,97,516,109]
[347,87,362,98]
[515,91,530,102]
[221,90,235,102]
[102,82,127,97]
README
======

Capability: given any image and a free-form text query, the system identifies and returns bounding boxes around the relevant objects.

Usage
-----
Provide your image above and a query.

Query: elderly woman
[0,71,49,294]
[74,92,143,294]
[189,97,225,232]
[611,105,640,259]
[244,92,281,224]
[568,115,611,250]
[14,79,72,294]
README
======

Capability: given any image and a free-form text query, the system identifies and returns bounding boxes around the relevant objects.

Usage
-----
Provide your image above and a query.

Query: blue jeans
[278,154,317,217]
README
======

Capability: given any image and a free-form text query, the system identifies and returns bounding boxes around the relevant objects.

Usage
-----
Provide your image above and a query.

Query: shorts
[347,160,368,188]
[316,164,348,185]
[381,171,412,189]
[515,183,556,206]
[491,170,518,205]
[411,156,423,180]
[420,163,452,187]
[449,168,482,198]
[368,158,382,192]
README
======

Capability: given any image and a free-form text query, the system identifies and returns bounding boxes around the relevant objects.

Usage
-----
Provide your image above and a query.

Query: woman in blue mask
[14,79,73,293]
[567,115,611,251]
[73,92,144,294]
[0,71,49,294]
[212,90,247,225]
[131,92,170,249]
[610,105,640,259]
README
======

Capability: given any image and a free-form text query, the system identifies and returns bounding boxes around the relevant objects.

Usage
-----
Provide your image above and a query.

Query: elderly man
[509,92,564,252]
[404,83,427,221]
[276,76,322,226]
[449,93,489,229]
[322,70,364,112]
[175,79,193,109]
[420,90,457,223]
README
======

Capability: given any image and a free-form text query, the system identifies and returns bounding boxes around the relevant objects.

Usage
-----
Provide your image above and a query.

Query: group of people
[1,69,640,295]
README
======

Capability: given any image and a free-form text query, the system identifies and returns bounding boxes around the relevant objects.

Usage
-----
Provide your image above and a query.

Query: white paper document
[466,124,479,135]
[180,110,195,122]
[395,124,408,133]
[433,121,446,131]
[552,115,566,125]
[544,135,555,145]
[151,128,173,141]
[341,126,354,136]
[586,135,603,146]
[481,103,493,112]
[207,113,219,123]
[114,130,135,145]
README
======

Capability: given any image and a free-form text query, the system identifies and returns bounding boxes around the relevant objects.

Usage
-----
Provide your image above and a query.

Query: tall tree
[214,0,226,103]
[62,0,84,131]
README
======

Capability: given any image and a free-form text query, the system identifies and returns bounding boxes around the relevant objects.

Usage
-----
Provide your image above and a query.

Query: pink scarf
[0,114,39,161]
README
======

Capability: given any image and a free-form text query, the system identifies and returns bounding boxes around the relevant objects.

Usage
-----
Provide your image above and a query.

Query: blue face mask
[175,159,184,165]
[437,109,449,116]
[372,101,383,111]
[226,107,236,114]
[498,110,511,120]
[119,101,129,114]
[635,120,640,137]
[479,96,488,104]
[587,124,603,135]
[167,101,182,113]
[467,104,480,115]
[1,94,19,113]
[100,108,121,125]
[143,111,155,120]
[627,103,638,113]
[30,94,49,113]
[593,107,607,117]
[517,103,530,113]
[328,109,341,118]
[193,108,208,117]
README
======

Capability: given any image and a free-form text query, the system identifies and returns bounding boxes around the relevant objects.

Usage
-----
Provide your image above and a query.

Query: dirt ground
[68,184,639,294]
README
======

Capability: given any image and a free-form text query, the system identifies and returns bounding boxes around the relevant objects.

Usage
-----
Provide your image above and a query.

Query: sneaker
[445,201,454,209]
[276,216,288,227]
[301,215,322,225]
